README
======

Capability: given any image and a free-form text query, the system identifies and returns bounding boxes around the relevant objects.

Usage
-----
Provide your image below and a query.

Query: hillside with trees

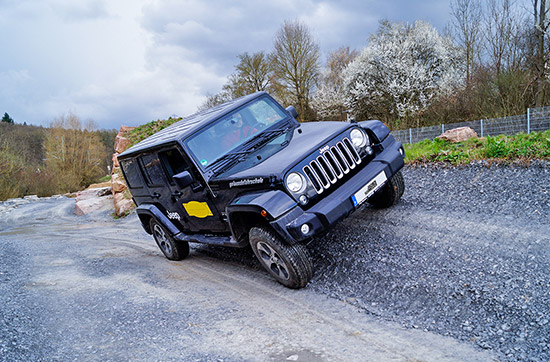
[0,114,117,201]
[205,0,550,130]
[2,0,549,201]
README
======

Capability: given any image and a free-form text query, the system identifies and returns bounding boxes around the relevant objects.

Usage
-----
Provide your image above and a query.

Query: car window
[186,97,288,169]
[248,99,285,124]
[120,158,144,189]
[140,153,166,187]
[216,128,294,177]
[158,149,190,183]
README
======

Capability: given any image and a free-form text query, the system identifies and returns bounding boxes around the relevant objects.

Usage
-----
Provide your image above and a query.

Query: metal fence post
[480,119,484,137]
[409,128,412,144]
[442,124,445,134]
[527,108,530,134]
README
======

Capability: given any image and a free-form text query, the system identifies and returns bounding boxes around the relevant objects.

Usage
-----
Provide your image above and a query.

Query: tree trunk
[536,0,546,107]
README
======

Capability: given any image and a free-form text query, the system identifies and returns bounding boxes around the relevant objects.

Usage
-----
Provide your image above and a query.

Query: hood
[226,121,353,179]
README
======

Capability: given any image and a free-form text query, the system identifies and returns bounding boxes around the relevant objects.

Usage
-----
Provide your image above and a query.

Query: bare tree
[450,0,483,84]
[484,0,525,74]
[233,52,271,95]
[45,113,105,192]
[312,46,358,121]
[533,0,550,106]
[0,141,24,200]
[198,52,272,111]
[271,20,321,121]
[224,52,272,99]
[198,91,232,111]
[325,46,359,88]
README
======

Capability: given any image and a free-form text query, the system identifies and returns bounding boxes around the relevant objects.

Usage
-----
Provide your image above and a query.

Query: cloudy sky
[0,0,456,130]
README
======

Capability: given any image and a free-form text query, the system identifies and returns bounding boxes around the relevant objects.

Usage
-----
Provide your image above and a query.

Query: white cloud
[0,0,459,130]
[300,1,378,60]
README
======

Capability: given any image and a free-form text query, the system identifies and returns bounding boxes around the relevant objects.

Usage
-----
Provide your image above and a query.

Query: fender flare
[358,120,390,143]
[226,190,297,244]
[136,204,180,236]
[226,190,297,219]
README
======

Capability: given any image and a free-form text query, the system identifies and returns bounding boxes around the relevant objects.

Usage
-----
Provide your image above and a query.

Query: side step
[174,233,243,247]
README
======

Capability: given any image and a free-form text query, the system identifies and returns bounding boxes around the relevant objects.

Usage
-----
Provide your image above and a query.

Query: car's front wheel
[368,170,405,208]
[150,218,189,261]
[249,226,313,289]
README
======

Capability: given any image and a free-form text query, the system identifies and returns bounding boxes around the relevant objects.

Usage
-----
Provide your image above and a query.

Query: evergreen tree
[2,112,14,124]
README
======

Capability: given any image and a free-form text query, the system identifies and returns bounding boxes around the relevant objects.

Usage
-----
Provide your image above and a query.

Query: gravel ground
[310,161,550,361]
[0,195,493,361]
[1,161,548,361]
[196,161,550,361]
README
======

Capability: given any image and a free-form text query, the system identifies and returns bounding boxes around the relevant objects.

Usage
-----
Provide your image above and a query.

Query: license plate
[351,171,387,207]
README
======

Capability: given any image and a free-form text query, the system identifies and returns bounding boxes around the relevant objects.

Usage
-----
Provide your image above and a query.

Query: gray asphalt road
[0,196,493,361]
[1,162,548,361]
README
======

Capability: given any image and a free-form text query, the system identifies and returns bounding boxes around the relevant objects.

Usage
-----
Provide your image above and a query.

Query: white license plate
[351,171,388,207]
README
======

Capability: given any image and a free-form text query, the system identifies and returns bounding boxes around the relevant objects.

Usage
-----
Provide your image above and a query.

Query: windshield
[215,131,294,177]
[186,97,288,169]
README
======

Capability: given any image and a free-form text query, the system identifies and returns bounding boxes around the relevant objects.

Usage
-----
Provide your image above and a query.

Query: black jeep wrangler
[118,92,405,288]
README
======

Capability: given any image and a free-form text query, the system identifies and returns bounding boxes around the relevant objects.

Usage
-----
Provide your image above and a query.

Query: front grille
[303,137,361,194]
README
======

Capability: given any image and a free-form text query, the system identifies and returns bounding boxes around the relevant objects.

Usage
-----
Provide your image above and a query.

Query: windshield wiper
[242,126,290,149]
[210,149,254,176]
[209,125,293,176]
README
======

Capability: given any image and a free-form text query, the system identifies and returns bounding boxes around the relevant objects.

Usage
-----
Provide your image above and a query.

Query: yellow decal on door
[182,201,213,218]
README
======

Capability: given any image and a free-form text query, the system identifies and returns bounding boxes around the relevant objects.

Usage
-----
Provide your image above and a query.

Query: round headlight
[286,172,305,193]
[350,128,368,148]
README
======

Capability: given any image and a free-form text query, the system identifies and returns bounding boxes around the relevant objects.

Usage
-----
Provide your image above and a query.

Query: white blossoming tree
[312,47,358,121]
[343,20,463,128]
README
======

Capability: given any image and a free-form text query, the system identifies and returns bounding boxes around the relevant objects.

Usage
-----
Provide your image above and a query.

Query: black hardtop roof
[119,92,267,159]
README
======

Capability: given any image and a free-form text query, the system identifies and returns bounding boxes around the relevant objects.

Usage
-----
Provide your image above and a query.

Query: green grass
[126,116,182,148]
[404,130,550,165]
[124,117,550,166]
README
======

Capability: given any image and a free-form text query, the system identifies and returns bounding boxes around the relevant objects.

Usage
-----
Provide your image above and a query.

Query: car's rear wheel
[150,218,189,261]
[368,170,405,208]
[249,226,313,289]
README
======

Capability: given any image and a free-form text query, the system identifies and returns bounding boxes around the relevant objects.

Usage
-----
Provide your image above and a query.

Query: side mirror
[286,105,298,119]
[173,171,194,189]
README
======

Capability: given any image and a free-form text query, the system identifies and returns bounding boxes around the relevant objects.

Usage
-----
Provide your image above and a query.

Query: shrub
[404,131,549,165]
[485,137,509,158]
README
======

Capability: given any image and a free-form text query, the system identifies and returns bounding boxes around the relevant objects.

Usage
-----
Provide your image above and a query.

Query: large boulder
[109,125,136,217]
[114,192,135,217]
[74,125,135,217]
[112,153,120,168]
[437,127,478,143]
[114,134,131,154]
[110,170,127,193]
[74,187,113,215]
[113,125,136,154]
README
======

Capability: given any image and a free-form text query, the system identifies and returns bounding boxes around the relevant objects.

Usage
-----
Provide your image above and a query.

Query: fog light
[299,195,308,205]
[399,147,404,156]
[300,223,310,235]
[366,146,373,155]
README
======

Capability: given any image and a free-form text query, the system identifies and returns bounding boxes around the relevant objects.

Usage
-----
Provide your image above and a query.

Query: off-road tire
[249,226,313,289]
[368,170,405,208]
[149,218,189,261]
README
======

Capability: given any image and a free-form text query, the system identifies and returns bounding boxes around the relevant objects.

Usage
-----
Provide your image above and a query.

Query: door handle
[152,192,161,199]
[191,183,204,192]
[171,190,182,197]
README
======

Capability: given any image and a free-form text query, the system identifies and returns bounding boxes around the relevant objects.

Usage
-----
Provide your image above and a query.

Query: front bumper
[270,135,404,243]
